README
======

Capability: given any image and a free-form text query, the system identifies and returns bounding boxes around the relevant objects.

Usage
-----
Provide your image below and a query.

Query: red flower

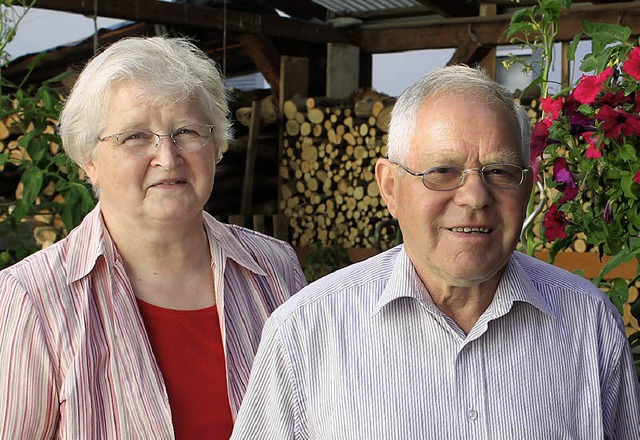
[634,95,640,114]
[543,203,567,241]
[594,91,632,108]
[572,67,613,104]
[634,169,640,185]
[622,47,640,80]
[583,132,603,159]
[530,120,550,163]
[596,105,640,139]
[541,96,564,121]
[552,157,578,203]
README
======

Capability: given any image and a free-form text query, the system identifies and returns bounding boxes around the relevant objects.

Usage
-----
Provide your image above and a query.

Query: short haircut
[58,36,231,168]
[387,65,531,166]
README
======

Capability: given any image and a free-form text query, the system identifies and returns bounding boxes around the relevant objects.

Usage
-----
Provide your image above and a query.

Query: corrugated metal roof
[312,0,423,14]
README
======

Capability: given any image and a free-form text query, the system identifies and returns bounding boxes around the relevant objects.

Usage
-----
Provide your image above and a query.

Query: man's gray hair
[387,65,531,166]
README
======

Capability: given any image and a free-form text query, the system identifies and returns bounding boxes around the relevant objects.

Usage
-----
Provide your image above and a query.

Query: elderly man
[232,66,640,439]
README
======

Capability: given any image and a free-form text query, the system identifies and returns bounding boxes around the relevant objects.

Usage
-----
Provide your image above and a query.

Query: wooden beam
[415,0,479,18]
[268,0,329,20]
[447,41,493,67]
[33,0,359,45]
[237,34,280,92]
[361,3,640,53]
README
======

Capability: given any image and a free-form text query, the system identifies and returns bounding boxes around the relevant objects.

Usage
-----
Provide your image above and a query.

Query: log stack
[280,91,395,247]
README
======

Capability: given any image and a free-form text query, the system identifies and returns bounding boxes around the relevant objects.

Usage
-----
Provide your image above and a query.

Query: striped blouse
[232,245,640,439]
[0,204,307,439]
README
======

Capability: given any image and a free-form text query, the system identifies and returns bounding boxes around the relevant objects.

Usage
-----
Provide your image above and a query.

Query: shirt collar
[66,202,113,284]
[372,246,555,319]
[373,246,428,316]
[202,212,266,276]
[65,205,267,284]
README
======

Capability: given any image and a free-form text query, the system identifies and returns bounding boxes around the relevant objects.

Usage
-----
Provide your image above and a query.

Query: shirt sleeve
[231,317,303,439]
[604,339,640,439]
[0,271,58,439]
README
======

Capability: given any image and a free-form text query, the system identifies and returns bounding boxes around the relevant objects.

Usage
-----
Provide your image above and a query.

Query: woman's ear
[375,158,399,218]
[83,160,99,188]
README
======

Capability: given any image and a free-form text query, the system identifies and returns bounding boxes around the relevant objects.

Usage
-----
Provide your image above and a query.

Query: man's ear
[375,158,399,218]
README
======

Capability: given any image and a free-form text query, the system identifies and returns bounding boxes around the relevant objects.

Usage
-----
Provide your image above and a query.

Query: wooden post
[561,42,570,89]
[477,3,497,80]
[279,56,309,113]
[327,43,360,99]
[240,100,262,224]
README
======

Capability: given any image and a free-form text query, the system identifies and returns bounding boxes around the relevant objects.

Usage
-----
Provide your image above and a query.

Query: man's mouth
[448,227,492,234]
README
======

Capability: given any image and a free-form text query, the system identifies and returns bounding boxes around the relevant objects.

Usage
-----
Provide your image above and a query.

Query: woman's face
[84,82,217,231]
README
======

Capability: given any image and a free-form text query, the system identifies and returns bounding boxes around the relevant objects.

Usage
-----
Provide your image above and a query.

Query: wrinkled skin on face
[376,94,532,299]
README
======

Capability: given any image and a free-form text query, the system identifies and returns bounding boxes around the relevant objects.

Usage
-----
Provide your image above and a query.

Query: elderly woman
[0,36,306,439]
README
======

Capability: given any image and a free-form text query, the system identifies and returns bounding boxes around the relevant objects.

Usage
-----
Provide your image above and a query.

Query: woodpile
[280,90,395,247]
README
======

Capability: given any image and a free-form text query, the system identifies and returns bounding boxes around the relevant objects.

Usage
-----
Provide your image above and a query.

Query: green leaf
[621,174,634,198]
[620,143,637,162]
[606,278,629,315]
[19,166,43,206]
[593,246,639,285]
[582,21,631,45]
[567,33,582,62]
[580,54,600,73]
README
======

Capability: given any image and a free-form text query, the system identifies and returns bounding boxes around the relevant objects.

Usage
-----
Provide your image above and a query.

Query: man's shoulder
[270,246,402,322]
[512,251,621,320]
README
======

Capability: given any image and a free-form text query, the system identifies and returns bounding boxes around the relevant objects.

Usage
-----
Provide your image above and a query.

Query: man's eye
[430,167,458,175]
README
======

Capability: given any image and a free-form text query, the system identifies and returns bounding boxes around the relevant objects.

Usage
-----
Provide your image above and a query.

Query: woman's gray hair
[387,65,531,166]
[58,36,232,167]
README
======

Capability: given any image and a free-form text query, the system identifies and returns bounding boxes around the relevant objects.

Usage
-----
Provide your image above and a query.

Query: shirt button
[466,409,478,421]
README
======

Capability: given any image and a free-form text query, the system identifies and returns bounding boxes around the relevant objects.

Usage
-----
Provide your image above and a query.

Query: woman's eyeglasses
[98,124,214,158]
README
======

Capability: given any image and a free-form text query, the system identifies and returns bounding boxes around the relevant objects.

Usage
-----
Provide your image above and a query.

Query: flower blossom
[530,120,551,163]
[635,169,640,185]
[622,47,640,80]
[572,67,613,104]
[603,200,614,225]
[543,203,568,241]
[552,157,579,203]
[541,96,564,121]
[583,132,603,159]
[596,105,640,139]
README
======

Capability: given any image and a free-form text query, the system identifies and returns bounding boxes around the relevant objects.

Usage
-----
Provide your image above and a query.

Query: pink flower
[583,132,603,159]
[553,157,578,203]
[635,169,640,185]
[622,47,640,80]
[543,203,567,241]
[572,67,613,104]
[541,96,564,121]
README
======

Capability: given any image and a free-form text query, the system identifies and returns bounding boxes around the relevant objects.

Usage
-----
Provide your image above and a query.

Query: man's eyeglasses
[392,162,529,191]
[98,124,214,158]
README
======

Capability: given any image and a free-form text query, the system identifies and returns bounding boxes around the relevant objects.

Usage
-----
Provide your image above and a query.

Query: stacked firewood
[280,90,395,247]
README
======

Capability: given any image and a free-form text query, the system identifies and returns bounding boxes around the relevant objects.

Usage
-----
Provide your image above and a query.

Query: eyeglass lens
[112,124,212,157]
[423,165,523,190]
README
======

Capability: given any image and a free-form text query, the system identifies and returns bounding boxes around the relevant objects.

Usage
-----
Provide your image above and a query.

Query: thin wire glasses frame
[391,161,530,191]
[98,124,214,158]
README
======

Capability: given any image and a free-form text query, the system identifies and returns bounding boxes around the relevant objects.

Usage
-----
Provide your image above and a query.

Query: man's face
[376,94,532,292]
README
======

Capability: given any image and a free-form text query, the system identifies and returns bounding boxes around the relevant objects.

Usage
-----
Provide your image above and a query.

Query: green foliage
[303,241,352,283]
[0,0,95,267]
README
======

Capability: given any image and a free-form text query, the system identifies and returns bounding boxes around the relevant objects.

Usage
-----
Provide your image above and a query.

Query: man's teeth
[450,227,491,233]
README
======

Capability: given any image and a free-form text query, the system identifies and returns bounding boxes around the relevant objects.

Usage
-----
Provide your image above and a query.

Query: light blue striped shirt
[233,245,640,439]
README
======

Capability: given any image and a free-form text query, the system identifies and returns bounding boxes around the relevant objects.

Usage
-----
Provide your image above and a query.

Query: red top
[137,299,234,439]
